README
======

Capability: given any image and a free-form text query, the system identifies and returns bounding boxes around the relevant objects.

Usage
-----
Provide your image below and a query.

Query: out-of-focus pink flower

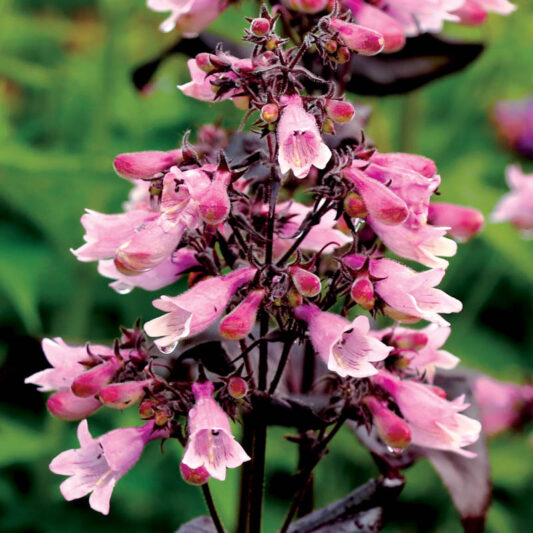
[493,97,533,159]
[219,289,265,340]
[294,304,392,378]
[491,165,533,237]
[145,267,256,349]
[113,150,182,180]
[369,258,462,325]
[452,0,488,24]
[474,376,533,436]
[50,420,167,514]
[472,0,516,15]
[98,248,199,294]
[182,382,250,480]
[428,203,484,242]
[147,0,228,36]
[344,0,406,53]
[277,95,332,179]
[373,371,481,456]
[329,18,385,55]
[282,0,329,14]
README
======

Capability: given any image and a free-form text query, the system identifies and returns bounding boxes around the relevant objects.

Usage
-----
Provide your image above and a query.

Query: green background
[0,0,532,531]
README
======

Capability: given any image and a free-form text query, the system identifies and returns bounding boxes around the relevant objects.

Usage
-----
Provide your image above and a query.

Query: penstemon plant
[26,1,530,532]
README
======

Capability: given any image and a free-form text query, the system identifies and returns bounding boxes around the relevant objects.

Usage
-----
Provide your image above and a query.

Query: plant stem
[268,336,295,394]
[201,484,226,533]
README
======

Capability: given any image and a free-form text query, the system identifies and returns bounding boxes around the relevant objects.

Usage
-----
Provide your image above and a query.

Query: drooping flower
[50,420,168,514]
[144,267,256,349]
[369,258,462,325]
[427,203,484,242]
[373,371,482,457]
[491,165,533,237]
[181,381,250,480]
[113,149,182,180]
[147,0,228,36]
[277,95,332,179]
[219,289,265,340]
[294,304,392,378]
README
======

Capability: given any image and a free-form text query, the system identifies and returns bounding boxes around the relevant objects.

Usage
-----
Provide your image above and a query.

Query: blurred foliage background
[0,0,532,531]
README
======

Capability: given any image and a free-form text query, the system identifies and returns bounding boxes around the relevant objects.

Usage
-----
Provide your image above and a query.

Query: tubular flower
[428,203,485,242]
[294,304,392,378]
[277,95,332,179]
[373,371,482,457]
[182,382,250,480]
[144,267,256,349]
[50,420,168,515]
[329,18,385,55]
[113,149,182,180]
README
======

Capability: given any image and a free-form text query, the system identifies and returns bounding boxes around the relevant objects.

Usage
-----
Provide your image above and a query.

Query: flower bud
[233,95,250,110]
[330,19,385,56]
[154,406,172,426]
[364,396,411,450]
[324,39,338,54]
[113,150,181,180]
[261,103,279,123]
[251,17,270,36]
[350,275,375,310]
[453,0,488,26]
[100,379,152,409]
[198,176,231,225]
[290,266,321,298]
[265,36,279,51]
[321,118,335,134]
[195,52,215,73]
[325,99,355,123]
[139,398,156,418]
[228,376,248,399]
[344,191,368,218]
[180,462,210,486]
[335,46,351,64]
[428,203,484,242]
[287,288,303,308]
[71,358,122,398]
[47,390,101,421]
[220,289,265,340]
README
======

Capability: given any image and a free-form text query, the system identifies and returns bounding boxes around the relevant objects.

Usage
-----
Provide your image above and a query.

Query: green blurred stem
[398,92,420,153]
[201,484,226,533]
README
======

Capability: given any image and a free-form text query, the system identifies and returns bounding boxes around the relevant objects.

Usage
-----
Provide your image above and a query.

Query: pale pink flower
[329,18,385,56]
[491,165,533,237]
[147,0,228,36]
[277,95,332,179]
[46,391,102,421]
[474,376,533,436]
[369,258,462,325]
[373,371,481,457]
[428,203,484,242]
[144,267,256,349]
[219,289,265,340]
[452,0,488,24]
[50,420,167,514]
[294,304,392,378]
[363,396,412,449]
[113,149,182,180]
[281,0,329,14]
[182,381,250,480]
[472,0,516,14]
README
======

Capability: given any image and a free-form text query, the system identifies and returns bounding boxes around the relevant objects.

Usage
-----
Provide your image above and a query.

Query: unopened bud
[330,19,385,56]
[195,52,215,73]
[71,358,122,398]
[364,396,411,450]
[344,191,368,218]
[265,36,279,51]
[350,275,375,310]
[180,462,210,486]
[47,390,101,421]
[290,266,321,298]
[324,39,338,54]
[335,46,351,64]
[428,203,484,242]
[220,289,265,340]
[228,376,248,399]
[325,99,355,123]
[261,103,279,123]
[113,150,181,180]
[251,17,270,36]
[321,118,335,134]
[287,288,304,308]
[233,95,250,110]
[100,379,152,409]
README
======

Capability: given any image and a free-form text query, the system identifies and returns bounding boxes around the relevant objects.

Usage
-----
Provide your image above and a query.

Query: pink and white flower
[277,95,332,179]
[294,304,392,378]
[182,381,250,480]
[329,18,385,56]
[50,420,167,514]
[373,371,481,456]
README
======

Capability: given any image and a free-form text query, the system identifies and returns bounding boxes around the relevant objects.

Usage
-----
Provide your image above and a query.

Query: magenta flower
[373,371,481,457]
[474,376,533,436]
[493,97,533,159]
[144,267,256,349]
[147,0,228,36]
[428,203,484,242]
[182,382,250,480]
[294,304,392,378]
[369,258,462,325]
[491,165,533,237]
[277,95,332,179]
[50,420,168,514]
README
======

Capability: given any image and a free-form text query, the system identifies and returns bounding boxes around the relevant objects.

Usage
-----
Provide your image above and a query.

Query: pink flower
[50,420,167,514]
[113,150,182,180]
[277,95,332,179]
[182,382,250,480]
[294,304,392,378]
[329,18,385,56]
[474,376,533,436]
[373,371,481,456]
[47,391,102,421]
[282,0,329,14]
[452,0,488,24]
[491,165,533,237]
[147,0,228,36]
[472,0,516,15]
[144,267,256,349]
[219,289,265,340]
[428,203,484,242]
[493,97,533,159]
[369,258,462,325]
